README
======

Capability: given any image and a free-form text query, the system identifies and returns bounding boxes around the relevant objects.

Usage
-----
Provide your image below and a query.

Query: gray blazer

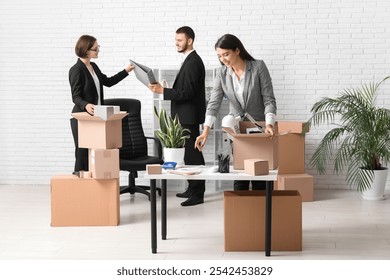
[206,59,276,121]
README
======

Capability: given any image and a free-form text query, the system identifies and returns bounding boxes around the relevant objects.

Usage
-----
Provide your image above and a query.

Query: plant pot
[361,168,388,201]
[163,147,185,166]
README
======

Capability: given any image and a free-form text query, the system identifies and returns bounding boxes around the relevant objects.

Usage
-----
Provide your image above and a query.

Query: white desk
[144,166,278,256]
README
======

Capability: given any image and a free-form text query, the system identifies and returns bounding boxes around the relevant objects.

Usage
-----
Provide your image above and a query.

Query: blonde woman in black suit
[69,35,134,173]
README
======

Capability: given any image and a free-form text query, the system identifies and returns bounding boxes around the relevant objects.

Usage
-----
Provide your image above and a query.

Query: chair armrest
[146,135,163,159]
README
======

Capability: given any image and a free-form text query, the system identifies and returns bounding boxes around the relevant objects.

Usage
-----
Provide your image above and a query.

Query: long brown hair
[215,34,254,64]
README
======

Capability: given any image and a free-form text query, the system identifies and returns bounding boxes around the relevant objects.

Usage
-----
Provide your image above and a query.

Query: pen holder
[218,155,230,173]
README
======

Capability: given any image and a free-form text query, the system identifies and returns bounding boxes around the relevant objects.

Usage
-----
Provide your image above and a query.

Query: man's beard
[177,43,188,53]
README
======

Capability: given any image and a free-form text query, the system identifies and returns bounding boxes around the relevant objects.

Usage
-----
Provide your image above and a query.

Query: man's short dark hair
[176,26,195,41]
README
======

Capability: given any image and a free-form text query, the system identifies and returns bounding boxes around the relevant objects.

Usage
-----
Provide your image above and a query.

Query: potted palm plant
[154,106,190,166]
[309,76,390,200]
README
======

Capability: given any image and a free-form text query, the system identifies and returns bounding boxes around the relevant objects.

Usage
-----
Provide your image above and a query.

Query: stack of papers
[167,168,202,175]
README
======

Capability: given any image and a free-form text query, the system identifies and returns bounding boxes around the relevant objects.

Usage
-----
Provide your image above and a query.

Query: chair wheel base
[120,185,161,201]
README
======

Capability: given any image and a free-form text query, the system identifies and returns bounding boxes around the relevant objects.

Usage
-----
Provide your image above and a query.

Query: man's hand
[148,83,164,94]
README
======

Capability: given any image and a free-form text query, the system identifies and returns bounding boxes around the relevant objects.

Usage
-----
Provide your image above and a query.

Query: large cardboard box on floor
[277,121,309,174]
[72,112,127,149]
[278,173,314,202]
[89,148,120,179]
[223,121,278,170]
[51,175,120,226]
[224,190,302,251]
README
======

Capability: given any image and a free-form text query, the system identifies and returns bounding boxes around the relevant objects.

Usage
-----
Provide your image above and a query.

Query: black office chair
[104,98,163,200]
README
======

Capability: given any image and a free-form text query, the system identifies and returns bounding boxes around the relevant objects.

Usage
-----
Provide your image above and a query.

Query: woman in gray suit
[195,34,277,190]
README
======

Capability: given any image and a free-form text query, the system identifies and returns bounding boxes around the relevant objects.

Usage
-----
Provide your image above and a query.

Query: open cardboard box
[223,121,278,170]
[72,112,127,149]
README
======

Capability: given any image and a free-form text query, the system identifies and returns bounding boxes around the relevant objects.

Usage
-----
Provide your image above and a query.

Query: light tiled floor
[0,184,390,260]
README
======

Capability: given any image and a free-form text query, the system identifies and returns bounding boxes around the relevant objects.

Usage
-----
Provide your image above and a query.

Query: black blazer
[69,58,128,113]
[163,51,206,125]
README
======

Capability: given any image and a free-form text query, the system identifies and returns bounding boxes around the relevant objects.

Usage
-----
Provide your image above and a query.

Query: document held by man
[129,59,157,87]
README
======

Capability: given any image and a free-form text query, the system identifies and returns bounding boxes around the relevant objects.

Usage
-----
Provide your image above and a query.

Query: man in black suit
[148,26,206,206]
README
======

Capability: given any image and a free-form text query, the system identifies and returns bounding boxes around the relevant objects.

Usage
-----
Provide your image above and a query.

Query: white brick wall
[1,0,390,191]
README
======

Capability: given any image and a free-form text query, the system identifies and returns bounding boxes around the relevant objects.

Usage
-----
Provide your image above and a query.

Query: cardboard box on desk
[224,190,302,251]
[50,175,119,226]
[223,121,278,170]
[278,173,314,202]
[277,121,309,174]
[89,149,119,179]
[244,159,269,176]
[72,112,127,149]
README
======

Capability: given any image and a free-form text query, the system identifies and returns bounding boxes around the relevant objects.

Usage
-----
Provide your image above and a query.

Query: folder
[130,59,157,87]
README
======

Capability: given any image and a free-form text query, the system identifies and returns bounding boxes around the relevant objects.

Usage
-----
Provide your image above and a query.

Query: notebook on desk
[129,59,157,87]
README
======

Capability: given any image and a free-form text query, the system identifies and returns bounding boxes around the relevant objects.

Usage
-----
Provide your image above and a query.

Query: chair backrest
[104,98,147,159]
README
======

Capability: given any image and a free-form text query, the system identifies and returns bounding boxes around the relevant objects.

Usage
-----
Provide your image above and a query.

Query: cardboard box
[278,121,310,134]
[223,121,278,170]
[51,175,120,226]
[224,190,302,251]
[94,105,120,120]
[72,112,127,149]
[244,159,269,176]
[89,149,120,179]
[277,121,309,174]
[147,164,162,174]
[278,174,314,202]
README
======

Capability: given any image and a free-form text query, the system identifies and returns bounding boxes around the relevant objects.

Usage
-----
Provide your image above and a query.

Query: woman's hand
[85,103,94,115]
[125,64,135,73]
[195,126,210,151]
[264,124,274,139]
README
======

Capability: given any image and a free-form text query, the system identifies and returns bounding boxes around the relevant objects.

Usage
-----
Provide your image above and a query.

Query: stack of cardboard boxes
[50,107,127,226]
[276,121,314,202]
[223,121,303,251]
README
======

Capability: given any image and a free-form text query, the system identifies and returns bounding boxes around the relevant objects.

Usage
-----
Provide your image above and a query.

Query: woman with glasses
[69,34,134,173]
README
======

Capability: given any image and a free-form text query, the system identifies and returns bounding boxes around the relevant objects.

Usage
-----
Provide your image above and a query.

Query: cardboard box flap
[278,121,309,134]
[71,112,128,122]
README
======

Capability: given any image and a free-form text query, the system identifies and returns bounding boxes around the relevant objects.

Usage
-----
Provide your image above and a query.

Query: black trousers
[182,124,205,197]
[70,118,89,172]
[234,180,266,190]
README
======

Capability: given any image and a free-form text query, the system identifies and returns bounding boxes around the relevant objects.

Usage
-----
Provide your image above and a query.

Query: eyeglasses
[89,45,100,52]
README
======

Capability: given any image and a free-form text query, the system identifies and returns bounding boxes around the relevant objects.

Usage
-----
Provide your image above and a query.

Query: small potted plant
[309,76,390,200]
[154,106,190,165]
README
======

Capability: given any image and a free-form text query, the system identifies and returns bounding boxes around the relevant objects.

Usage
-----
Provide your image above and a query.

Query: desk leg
[265,181,274,257]
[161,179,167,240]
[150,179,157,254]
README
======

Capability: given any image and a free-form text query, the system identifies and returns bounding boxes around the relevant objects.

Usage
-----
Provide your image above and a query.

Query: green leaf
[309,76,390,192]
